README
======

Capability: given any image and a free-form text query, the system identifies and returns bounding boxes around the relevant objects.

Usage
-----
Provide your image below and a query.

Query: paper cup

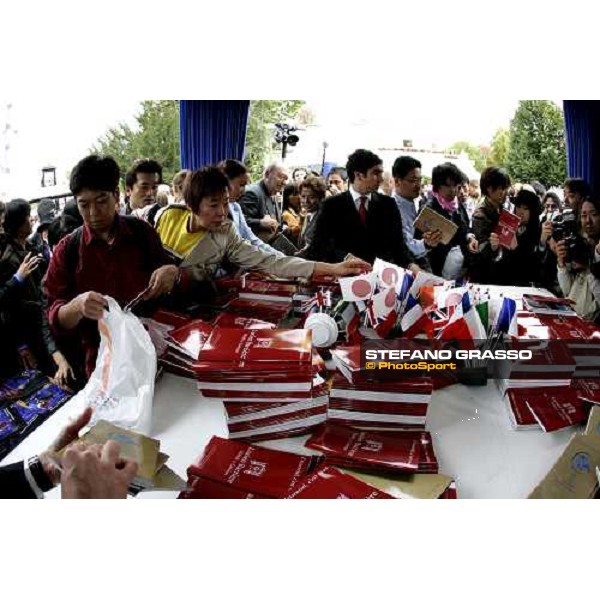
[305,313,339,348]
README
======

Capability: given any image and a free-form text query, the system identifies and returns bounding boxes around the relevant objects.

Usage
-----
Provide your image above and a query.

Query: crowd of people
[1,147,600,498]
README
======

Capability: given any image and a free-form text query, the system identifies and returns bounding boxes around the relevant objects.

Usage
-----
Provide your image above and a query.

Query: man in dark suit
[306,149,421,272]
[239,163,288,242]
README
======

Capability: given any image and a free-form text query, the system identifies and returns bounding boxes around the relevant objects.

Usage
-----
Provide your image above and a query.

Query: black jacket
[0,462,38,499]
[306,191,417,267]
[0,235,57,359]
[415,196,472,277]
[239,181,282,237]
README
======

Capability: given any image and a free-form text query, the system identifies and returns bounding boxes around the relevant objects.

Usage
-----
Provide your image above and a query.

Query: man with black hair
[326,167,348,195]
[563,177,591,212]
[123,158,163,214]
[418,162,478,279]
[470,166,512,283]
[391,156,439,270]
[307,149,420,271]
[44,155,178,379]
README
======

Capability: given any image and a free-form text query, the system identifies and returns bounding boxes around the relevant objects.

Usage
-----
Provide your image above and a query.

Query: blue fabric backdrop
[563,100,600,196]
[179,100,250,170]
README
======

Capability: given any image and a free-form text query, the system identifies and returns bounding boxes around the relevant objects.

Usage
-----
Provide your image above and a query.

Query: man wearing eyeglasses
[391,156,440,270]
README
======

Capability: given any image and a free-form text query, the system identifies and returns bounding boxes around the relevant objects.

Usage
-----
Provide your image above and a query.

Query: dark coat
[415,196,472,277]
[306,191,417,267]
[239,181,282,238]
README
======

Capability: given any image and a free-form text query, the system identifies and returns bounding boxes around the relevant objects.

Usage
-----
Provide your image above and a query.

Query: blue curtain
[179,100,250,170]
[563,100,600,196]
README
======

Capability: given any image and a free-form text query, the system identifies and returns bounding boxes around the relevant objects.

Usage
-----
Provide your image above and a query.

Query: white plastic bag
[70,296,156,434]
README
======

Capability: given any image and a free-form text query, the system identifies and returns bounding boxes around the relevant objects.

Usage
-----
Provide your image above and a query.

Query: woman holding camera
[556,197,600,322]
[0,199,74,385]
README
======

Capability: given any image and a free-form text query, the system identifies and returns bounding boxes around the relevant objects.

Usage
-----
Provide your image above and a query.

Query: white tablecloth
[2,370,575,499]
[2,285,571,499]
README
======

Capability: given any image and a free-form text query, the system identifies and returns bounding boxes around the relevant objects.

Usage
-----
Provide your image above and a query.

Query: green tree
[506,100,567,187]
[487,127,510,168]
[91,100,181,184]
[92,100,305,184]
[244,100,305,181]
[446,141,487,172]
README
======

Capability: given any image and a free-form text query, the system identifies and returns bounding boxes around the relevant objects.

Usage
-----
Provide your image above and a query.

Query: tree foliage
[446,140,487,173]
[487,127,510,168]
[91,100,181,184]
[244,100,305,181]
[506,100,567,187]
[91,100,305,185]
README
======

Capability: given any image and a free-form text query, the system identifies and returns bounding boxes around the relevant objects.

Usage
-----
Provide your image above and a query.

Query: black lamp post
[274,123,300,161]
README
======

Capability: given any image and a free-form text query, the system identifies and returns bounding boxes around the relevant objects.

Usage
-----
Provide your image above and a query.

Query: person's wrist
[29,454,56,491]
[14,272,26,284]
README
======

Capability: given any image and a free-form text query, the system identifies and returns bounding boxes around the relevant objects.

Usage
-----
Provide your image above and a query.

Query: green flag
[475,301,489,335]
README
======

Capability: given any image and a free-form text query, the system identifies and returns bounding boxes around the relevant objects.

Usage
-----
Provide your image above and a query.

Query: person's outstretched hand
[61,440,138,499]
[38,407,93,485]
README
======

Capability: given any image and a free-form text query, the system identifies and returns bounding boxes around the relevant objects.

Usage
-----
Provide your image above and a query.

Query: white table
[2,285,571,499]
[2,370,575,499]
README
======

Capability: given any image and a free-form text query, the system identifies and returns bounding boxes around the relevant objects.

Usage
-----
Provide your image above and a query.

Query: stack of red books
[179,436,323,498]
[158,318,214,378]
[517,312,600,378]
[195,328,315,395]
[330,345,364,383]
[225,297,293,325]
[327,372,432,431]
[496,339,576,393]
[305,423,439,474]
[222,383,330,442]
[504,386,589,432]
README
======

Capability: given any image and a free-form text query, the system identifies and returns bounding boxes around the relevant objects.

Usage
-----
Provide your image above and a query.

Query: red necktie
[358,196,367,225]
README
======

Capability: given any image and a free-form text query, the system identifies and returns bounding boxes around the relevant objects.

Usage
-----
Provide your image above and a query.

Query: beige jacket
[180,221,316,282]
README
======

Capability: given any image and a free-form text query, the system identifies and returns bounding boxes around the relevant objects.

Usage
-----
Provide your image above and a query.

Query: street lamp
[274,123,300,161]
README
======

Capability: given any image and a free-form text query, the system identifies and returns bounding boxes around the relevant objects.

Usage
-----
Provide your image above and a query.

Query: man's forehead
[136,172,160,183]
[77,189,114,201]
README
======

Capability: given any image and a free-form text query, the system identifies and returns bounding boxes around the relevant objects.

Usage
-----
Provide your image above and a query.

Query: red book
[328,399,428,417]
[526,390,589,432]
[572,379,600,405]
[179,476,270,499]
[330,372,432,402]
[203,389,311,402]
[504,389,540,430]
[286,467,394,499]
[326,419,426,432]
[239,280,298,303]
[199,328,312,365]
[227,408,328,440]
[151,308,192,329]
[167,319,213,360]
[226,298,292,324]
[438,481,457,499]
[211,312,276,330]
[522,294,576,316]
[187,436,322,498]
[493,209,521,248]
[306,423,422,473]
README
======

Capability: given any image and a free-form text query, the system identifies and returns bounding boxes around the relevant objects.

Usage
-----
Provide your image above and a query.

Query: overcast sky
[1,97,563,198]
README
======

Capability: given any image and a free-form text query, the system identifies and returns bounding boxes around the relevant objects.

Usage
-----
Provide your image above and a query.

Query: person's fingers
[101,440,122,465]
[119,459,138,483]
[51,407,93,451]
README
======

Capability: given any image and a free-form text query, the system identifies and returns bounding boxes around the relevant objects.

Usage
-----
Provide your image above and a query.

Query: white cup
[305,313,339,348]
